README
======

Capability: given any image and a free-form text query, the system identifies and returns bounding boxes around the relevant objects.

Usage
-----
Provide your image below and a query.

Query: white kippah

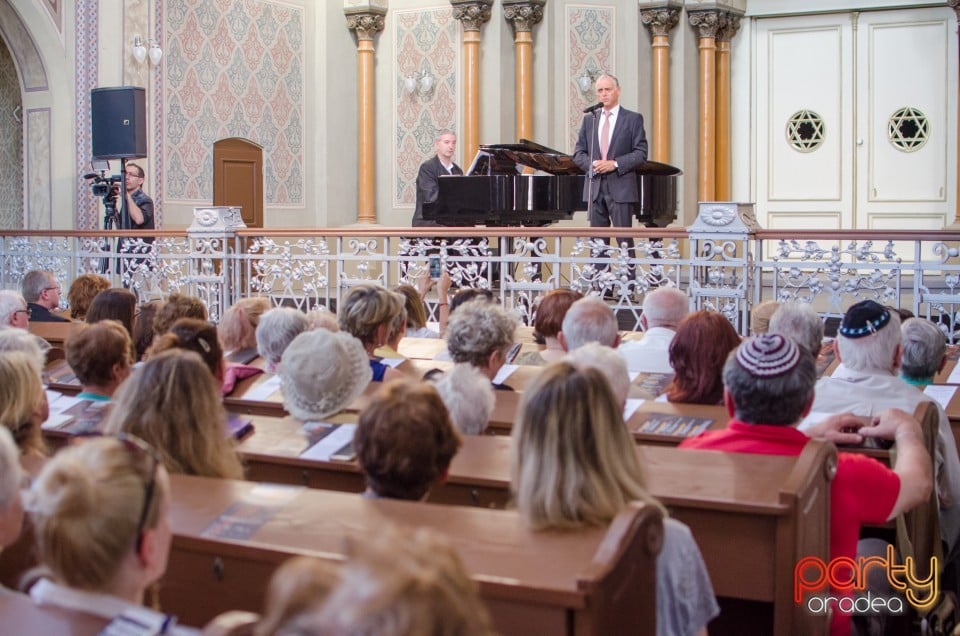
[735,334,801,378]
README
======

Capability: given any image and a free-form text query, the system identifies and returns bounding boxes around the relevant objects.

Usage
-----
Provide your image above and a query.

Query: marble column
[715,12,741,201]
[346,6,386,224]
[451,0,493,162]
[640,6,681,164]
[689,10,722,202]
[503,0,545,144]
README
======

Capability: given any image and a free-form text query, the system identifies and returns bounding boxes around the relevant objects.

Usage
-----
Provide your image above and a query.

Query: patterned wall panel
[393,8,459,207]
[75,0,99,230]
[164,0,304,205]
[0,37,22,229]
[26,109,51,229]
[566,5,615,151]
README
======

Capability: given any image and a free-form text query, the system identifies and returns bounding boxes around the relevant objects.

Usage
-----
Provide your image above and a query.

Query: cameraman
[117,162,154,285]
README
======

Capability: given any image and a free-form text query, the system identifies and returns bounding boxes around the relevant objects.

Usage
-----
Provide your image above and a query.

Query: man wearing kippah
[681,333,932,636]
[805,300,960,559]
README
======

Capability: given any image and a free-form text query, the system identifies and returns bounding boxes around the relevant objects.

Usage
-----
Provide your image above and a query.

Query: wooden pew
[161,474,663,636]
[234,418,832,635]
[29,320,82,349]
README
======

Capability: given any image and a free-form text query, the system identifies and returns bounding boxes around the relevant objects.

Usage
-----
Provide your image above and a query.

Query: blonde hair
[256,557,340,636]
[511,362,663,530]
[220,297,270,351]
[27,437,164,590]
[104,349,243,479]
[306,525,495,636]
[338,284,404,347]
[0,351,46,457]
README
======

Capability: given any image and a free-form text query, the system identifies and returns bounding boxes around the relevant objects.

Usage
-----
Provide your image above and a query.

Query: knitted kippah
[838,300,890,339]
[735,334,801,378]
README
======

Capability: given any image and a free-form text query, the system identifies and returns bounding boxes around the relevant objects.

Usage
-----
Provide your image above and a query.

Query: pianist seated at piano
[412,129,463,227]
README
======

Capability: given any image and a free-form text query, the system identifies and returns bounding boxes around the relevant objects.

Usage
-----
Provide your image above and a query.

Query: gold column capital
[640,7,681,38]
[688,9,722,40]
[451,0,493,32]
[503,0,545,33]
[345,10,386,41]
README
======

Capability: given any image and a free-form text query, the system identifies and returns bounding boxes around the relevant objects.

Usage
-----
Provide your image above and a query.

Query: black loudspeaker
[91,86,147,159]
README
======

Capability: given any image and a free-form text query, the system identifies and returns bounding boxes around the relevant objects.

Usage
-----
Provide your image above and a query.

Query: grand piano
[421,139,681,228]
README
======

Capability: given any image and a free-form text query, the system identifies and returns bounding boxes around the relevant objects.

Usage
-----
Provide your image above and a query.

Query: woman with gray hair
[431,364,495,435]
[256,307,310,372]
[339,284,405,383]
[900,317,947,387]
[768,302,825,358]
[445,299,518,390]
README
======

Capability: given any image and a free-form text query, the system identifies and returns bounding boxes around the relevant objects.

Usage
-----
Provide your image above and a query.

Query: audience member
[86,288,137,338]
[132,300,163,361]
[512,362,718,636]
[339,284,406,382]
[305,305,339,332]
[0,327,49,370]
[220,297,270,354]
[66,274,110,320]
[559,295,621,351]
[768,302,824,358]
[152,293,207,337]
[103,349,243,479]
[21,270,68,323]
[515,288,583,366]
[65,321,134,400]
[682,333,931,635]
[618,287,688,373]
[0,352,47,479]
[376,301,409,361]
[255,557,339,636]
[445,298,518,389]
[148,318,224,381]
[750,299,781,335]
[256,307,310,372]
[25,435,194,634]
[430,363,495,435]
[900,317,947,387]
[0,428,24,559]
[304,526,495,636]
[396,284,438,339]
[566,341,631,408]
[279,330,372,422]
[805,300,960,554]
[0,290,30,329]
[356,379,460,501]
[665,310,741,405]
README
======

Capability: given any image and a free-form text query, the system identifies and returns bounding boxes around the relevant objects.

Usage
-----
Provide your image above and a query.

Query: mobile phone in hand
[429,256,441,279]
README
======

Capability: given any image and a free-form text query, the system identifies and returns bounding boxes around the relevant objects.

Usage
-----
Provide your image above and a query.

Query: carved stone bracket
[451,0,493,31]
[640,7,681,38]
[716,12,742,43]
[950,0,959,22]
[345,10,386,41]
[503,0,545,33]
[688,10,722,40]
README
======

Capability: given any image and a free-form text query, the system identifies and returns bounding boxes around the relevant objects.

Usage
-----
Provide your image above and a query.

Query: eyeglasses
[43,286,60,293]
[14,308,31,318]
[116,433,161,552]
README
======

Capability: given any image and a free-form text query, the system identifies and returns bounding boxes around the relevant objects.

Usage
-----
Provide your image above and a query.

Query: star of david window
[888,107,928,152]
[786,110,824,152]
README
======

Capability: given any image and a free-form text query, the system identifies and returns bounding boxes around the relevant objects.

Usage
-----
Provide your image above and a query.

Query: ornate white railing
[3,206,960,339]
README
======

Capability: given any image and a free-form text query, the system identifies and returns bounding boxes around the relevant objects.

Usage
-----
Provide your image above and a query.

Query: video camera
[85,160,124,229]
[84,172,122,199]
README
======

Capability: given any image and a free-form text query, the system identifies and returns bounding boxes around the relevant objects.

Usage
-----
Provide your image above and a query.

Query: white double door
[754,7,957,230]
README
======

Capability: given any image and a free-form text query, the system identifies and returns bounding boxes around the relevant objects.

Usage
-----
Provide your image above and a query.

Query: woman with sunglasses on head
[25,434,197,634]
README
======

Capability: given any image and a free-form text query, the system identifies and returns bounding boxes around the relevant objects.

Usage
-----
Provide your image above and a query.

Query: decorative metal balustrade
[2,206,960,340]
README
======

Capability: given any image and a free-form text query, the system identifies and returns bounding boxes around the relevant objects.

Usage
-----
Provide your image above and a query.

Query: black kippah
[735,334,801,378]
[839,300,890,339]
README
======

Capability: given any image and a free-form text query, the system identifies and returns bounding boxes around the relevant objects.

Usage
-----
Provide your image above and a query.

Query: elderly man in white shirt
[801,300,960,553]
[618,287,688,373]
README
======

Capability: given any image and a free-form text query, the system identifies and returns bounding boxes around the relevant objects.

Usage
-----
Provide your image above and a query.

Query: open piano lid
[469,139,683,177]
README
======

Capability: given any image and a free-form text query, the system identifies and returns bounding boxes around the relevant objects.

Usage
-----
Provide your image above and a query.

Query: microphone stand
[585,110,598,226]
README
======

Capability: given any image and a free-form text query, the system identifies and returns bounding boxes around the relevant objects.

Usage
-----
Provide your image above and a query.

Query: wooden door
[213,138,263,228]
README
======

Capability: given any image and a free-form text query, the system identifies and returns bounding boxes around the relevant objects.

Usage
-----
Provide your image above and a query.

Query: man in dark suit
[412,129,463,227]
[21,269,70,322]
[572,74,648,283]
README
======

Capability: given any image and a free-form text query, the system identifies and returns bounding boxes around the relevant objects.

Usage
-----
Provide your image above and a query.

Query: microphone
[582,102,603,114]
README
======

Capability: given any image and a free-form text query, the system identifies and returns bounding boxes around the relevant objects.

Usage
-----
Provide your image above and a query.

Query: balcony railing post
[686,202,762,335]
[187,207,246,323]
